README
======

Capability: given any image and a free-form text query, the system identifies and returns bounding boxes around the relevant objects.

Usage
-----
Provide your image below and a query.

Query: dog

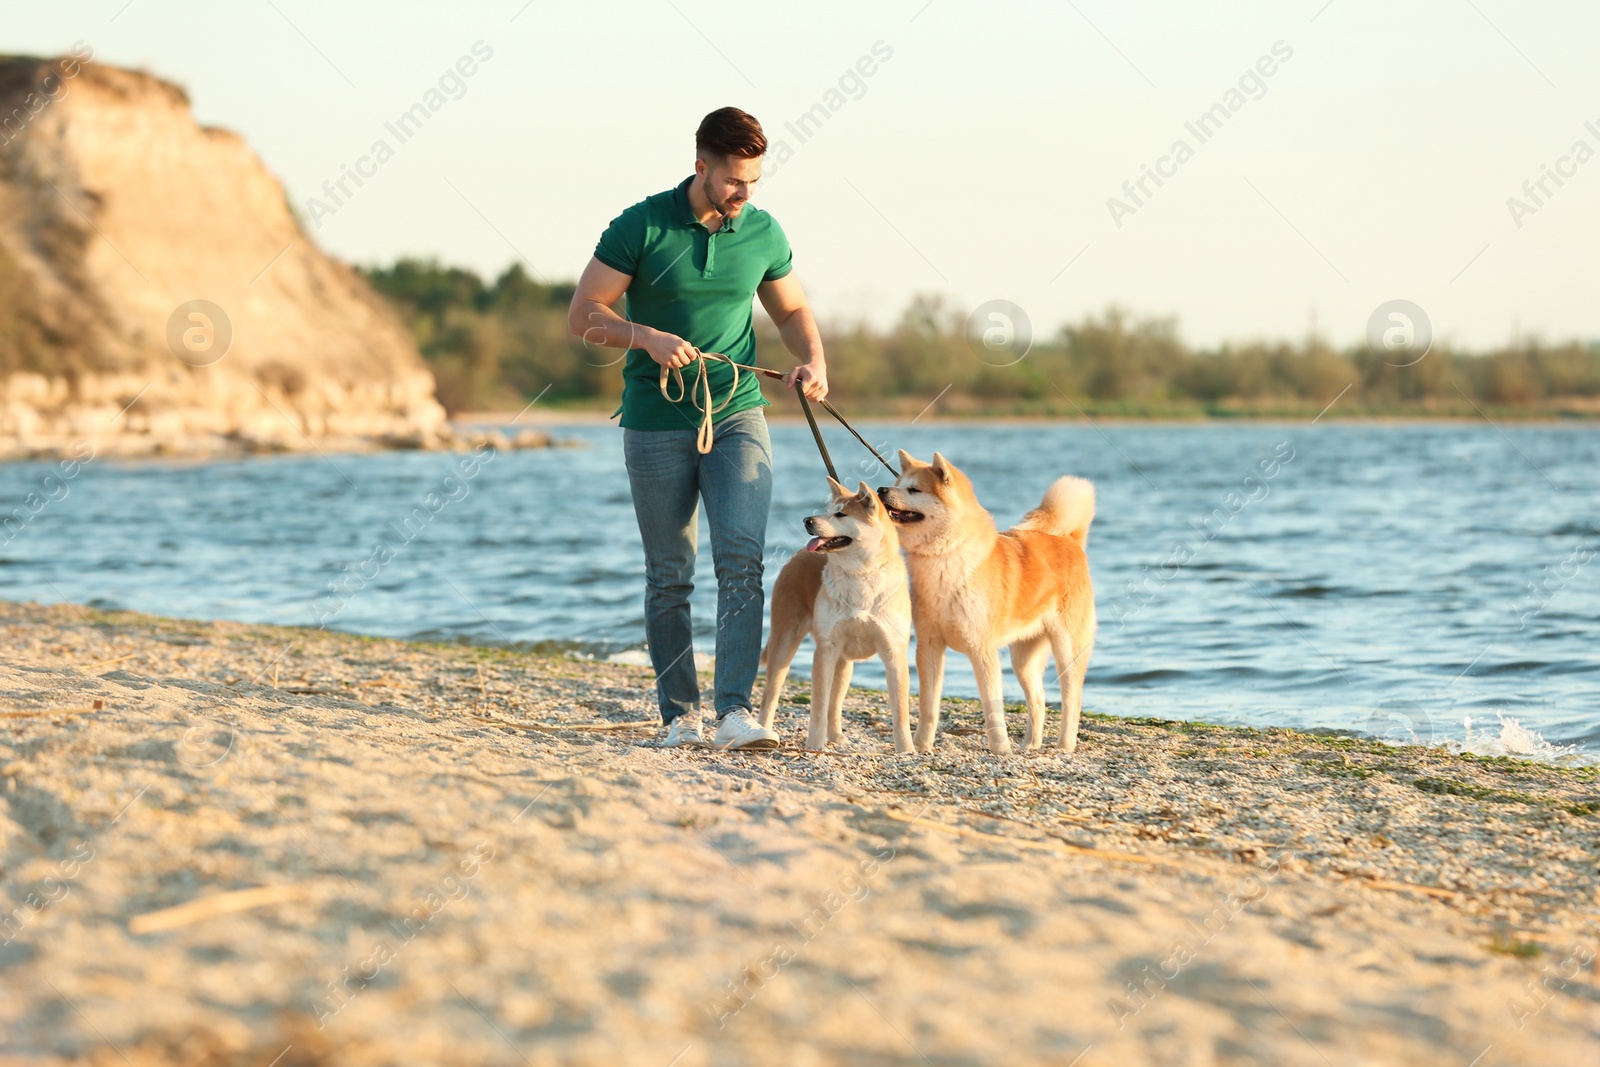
[878,451,1095,755]
[758,477,914,752]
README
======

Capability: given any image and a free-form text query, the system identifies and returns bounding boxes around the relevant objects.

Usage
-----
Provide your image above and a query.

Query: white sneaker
[714,708,780,751]
[663,714,707,748]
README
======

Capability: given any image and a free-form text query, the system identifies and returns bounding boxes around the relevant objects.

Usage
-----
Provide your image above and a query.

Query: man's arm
[757,272,827,401]
[567,257,698,370]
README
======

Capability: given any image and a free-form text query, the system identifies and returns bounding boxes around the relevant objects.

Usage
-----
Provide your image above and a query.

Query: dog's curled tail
[1021,475,1095,545]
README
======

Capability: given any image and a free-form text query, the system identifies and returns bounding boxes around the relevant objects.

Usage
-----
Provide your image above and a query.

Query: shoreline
[15,604,1591,761]
[2,598,1596,1064]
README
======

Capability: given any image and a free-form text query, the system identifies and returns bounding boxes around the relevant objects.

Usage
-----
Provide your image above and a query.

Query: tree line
[362,259,1600,417]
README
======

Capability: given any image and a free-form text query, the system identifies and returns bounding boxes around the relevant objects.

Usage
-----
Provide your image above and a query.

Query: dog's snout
[803,515,819,534]
[875,486,892,500]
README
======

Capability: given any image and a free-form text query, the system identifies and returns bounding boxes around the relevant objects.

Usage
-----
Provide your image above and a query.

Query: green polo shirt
[594,176,793,431]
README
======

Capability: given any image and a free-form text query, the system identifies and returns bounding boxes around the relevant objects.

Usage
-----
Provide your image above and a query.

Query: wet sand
[1,599,1596,1066]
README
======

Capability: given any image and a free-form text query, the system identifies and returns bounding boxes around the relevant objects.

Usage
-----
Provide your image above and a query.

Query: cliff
[0,52,451,458]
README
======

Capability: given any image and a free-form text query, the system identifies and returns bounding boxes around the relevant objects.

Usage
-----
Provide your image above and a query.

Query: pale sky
[10,0,1600,350]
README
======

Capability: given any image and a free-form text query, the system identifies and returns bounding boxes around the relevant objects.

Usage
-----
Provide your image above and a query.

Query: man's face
[696,153,763,218]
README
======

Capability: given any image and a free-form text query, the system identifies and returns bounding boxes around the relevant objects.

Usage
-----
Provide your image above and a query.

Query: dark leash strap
[817,398,898,479]
[796,391,839,483]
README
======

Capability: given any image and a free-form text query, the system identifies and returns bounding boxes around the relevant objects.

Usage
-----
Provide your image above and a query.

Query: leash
[658,352,740,455]
[814,394,899,479]
[795,390,838,482]
[658,352,899,479]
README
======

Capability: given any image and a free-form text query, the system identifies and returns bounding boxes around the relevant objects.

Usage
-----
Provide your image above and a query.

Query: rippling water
[4,421,1596,752]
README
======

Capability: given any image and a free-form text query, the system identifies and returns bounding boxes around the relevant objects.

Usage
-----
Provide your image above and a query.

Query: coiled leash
[658,352,741,455]
[658,351,899,480]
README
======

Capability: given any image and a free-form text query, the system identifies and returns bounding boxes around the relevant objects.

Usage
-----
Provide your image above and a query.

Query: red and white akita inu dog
[878,451,1096,755]
[759,478,914,753]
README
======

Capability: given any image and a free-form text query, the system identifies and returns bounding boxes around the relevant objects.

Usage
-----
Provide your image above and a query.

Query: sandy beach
[1,598,1596,1066]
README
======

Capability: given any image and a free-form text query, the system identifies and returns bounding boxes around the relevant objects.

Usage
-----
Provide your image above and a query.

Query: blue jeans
[623,408,773,723]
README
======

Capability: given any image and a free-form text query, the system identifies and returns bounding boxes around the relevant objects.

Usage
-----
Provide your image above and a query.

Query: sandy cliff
[0,52,450,458]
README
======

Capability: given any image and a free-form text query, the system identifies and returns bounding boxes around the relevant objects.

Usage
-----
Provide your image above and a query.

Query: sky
[9,0,1600,350]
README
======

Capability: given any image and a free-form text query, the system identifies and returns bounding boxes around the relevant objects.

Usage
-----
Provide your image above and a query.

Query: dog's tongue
[805,536,823,552]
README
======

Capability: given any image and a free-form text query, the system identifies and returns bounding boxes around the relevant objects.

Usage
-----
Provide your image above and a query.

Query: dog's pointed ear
[931,452,953,484]
[826,475,849,499]
[856,480,879,511]
[896,448,919,470]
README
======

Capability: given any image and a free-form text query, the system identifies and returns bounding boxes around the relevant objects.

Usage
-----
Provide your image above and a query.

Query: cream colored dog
[759,478,913,752]
[878,451,1096,756]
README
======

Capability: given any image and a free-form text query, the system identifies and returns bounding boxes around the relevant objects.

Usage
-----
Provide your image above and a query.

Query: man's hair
[696,107,767,161]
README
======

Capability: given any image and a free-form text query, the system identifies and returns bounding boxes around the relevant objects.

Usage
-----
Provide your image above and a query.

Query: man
[568,107,828,750]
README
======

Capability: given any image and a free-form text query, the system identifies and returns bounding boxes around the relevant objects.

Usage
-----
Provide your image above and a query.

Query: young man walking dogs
[568,107,828,750]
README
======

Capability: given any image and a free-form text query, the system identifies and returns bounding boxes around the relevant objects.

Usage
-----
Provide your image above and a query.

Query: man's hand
[783,363,828,401]
[644,331,700,371]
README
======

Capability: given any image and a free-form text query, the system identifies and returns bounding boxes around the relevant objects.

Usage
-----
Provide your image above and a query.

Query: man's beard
[701,176,743,219]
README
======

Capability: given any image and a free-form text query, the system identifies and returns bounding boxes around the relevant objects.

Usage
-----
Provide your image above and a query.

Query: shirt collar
[675,174,744,232]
